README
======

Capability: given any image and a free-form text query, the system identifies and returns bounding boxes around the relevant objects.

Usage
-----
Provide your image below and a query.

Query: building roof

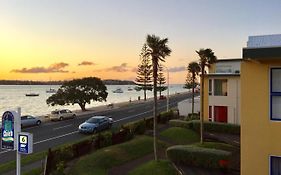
[243,47,281,60]
[216,58,242,62]
[206,73,240,77]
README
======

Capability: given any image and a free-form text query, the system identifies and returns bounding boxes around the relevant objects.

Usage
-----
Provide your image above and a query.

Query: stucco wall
[208,77,240,124]
[241,60,281,175]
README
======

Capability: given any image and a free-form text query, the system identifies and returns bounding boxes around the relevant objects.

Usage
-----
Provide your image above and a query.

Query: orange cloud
[78,61,95,66]
[11,62,69,73]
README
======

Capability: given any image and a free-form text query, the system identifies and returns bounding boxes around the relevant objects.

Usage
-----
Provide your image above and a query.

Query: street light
[162,65,170,112]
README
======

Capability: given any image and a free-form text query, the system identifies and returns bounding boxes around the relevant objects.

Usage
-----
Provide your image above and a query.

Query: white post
[17,107,21,175]
[165,66,170,112]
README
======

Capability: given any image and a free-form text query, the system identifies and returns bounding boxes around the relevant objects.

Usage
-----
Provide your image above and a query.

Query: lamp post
[163,65,170,112]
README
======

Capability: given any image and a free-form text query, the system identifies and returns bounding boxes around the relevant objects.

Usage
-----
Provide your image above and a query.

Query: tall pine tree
[157,65,167,97]
[135,44,153,100]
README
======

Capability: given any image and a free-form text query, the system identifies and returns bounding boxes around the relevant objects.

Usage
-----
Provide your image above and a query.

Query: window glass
[209,79,212,95]
[272,96,281,120]
[271,156,281,175]
[214,79,227,96]
[272,69,281,92]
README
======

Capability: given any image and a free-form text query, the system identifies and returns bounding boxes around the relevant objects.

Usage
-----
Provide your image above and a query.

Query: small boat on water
[112,88,123,93]
[25,93,39,97]
[127,87,133,91]
[46,88,56,93]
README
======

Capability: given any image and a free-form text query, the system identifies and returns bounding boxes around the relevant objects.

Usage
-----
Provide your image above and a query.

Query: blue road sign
[1,111,15,150]
[18,132,33,154]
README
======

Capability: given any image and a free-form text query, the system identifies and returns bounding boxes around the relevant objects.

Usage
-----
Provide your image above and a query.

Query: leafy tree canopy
[46,77,108,111]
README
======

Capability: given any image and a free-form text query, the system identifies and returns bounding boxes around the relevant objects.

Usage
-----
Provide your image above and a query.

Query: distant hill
[103,79,135,85]
[0,79,135,85]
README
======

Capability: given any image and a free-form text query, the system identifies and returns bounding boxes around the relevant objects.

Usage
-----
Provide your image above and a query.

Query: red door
[214,106,227,123]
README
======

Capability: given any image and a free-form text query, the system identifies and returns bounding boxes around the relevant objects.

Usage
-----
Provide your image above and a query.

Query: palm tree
[187,62,200,118]
[146,34,171,161]
[196,48,217,144]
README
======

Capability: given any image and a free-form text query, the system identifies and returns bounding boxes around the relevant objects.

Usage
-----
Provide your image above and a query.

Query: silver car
[21,115,41,128]
[49,109,76,121]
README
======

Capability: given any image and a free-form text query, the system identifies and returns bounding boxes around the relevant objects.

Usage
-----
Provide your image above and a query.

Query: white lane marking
[34,131,79,145]
[53,124,73,130]
[0,150,10,155]
[0,100,180,155]
[114,110,152,122]
[0,130,79,155]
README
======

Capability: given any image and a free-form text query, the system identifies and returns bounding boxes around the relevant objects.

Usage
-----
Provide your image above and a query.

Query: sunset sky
[1,0,281,84]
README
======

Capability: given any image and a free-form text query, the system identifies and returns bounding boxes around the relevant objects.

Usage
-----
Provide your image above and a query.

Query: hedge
[166,145,231,169]
[169,120,240,135]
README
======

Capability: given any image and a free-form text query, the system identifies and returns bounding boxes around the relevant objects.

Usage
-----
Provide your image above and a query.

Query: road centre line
[53,124,73,130]
[0,100,180,155]
[0,130,79,155]
[34,130,79,145]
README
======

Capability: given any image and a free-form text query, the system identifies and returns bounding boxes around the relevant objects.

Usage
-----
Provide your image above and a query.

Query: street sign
[1,110,20,150]
[18,132,33,154]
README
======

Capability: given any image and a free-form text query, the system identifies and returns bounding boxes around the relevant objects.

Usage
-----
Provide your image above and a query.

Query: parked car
[79,116,113,134]
[49,109,76,121]
[159,95,167,100]
[21,115,41,128]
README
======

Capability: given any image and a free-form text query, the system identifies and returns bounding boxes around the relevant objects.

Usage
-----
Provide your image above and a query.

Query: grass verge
[0,151,46,174]
[68,135,164,175]
[128,160,178,175]
[160,127,199,144]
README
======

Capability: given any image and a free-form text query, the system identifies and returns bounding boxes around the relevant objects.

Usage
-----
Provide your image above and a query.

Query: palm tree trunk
[153,59,158,161]
[144,88,146,101]
[192,75,195,117]
[200,70,205,144]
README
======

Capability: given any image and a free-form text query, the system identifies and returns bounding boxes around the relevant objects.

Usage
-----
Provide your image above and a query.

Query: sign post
[16,108,21,175]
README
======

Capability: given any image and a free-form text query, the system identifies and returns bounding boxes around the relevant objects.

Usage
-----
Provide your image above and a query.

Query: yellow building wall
[241,60,281,175]
[201,77,209,121]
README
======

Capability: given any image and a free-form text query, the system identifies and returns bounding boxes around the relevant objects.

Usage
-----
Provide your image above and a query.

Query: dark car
[78,116,113,134]
[21,115,41,128]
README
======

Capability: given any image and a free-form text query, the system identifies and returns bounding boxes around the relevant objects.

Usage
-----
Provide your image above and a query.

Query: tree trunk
[79,103,86,111]
[153,59,158,161]
[144,88,147,101]
[200,70,205,144]
[192,74,195,117]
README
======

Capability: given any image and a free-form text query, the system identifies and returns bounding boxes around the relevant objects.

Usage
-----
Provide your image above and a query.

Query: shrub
[145,117,153,130]
[185,113,200,121]
[169,120,240,135]
[158,110,173,123]
[122,119,146,135]
[191,120,240,135]
[98,131,113,148]
[166,145,231,169]
[169,120,193,129]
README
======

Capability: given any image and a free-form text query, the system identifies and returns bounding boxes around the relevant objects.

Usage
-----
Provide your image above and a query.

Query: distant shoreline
[0,79,135,85]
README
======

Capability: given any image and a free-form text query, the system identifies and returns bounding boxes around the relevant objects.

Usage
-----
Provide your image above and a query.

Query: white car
[49,109,76,121]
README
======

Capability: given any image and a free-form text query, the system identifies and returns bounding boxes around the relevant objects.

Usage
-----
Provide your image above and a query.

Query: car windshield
[86,118,100,124]
[51,111,59,114]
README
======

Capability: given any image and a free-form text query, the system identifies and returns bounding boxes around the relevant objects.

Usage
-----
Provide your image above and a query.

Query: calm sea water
[0,85,188,117]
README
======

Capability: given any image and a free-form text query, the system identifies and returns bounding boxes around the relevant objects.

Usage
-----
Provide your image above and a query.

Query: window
[270,156,281,175]
[209,106,212,121]
[270,68,281,120]
[214,79,227,96]
[209,79,212,95]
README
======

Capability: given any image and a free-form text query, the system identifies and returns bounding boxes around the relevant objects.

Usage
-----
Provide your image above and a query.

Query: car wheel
[21,124,23,128]
[36,120,41,126]
[59,117,63,121]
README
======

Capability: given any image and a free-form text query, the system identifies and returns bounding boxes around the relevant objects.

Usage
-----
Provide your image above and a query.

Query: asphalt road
[0,92,194,163]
